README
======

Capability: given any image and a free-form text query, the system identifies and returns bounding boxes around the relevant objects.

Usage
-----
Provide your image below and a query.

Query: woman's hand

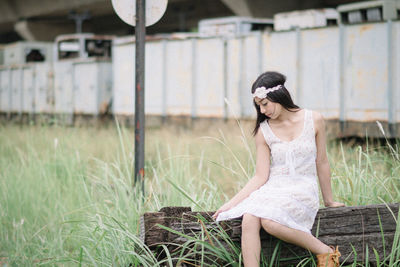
[325,201,345,208]
[212,202,235,220]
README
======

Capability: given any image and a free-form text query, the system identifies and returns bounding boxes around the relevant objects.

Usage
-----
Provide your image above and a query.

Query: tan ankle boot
[316,246,341,267]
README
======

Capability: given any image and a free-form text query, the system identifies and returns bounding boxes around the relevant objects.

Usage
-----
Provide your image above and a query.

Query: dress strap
[259,120,274,146]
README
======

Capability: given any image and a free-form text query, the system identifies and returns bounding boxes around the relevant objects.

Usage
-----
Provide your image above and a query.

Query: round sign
[111,0,168,27]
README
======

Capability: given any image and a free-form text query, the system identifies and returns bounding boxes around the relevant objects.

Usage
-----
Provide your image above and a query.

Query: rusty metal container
[198,16,273,37]
[273,8,338,31]
[3,41,53,65]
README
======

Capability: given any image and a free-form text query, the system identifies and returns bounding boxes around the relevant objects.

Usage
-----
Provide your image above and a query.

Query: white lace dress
[216,109,319,234]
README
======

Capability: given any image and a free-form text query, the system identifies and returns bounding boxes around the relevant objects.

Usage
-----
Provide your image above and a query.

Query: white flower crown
[252,84,283,99]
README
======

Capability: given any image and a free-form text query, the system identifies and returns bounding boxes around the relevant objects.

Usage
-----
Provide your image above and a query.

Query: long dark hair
[252,71,300,136]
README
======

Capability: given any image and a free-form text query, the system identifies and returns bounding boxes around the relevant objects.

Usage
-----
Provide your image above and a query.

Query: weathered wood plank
[139,203,399,265]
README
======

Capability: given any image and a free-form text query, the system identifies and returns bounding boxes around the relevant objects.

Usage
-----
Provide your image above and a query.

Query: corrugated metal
[344,23,388,121]
[0,68,10,113]
[54,61,74,114]
[165,39,192,115]
[195,38,224,117]
[242,34,261,118]
[0,46,4,65]
[10,68,22,113]
[112,40,134,115]
[264,31,298,102]
[0,62,53,115]
[21,67,33,113]
[34,63,54,113]
[145,41,163,115]
[300,27,340,119]
[111,20,400,126]
[395,22,400,125]
[54,59,111,115]
[73,62,98,114]
[225,38,241,118]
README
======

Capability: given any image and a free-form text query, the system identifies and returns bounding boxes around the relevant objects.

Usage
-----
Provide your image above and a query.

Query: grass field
[0,120,399,266]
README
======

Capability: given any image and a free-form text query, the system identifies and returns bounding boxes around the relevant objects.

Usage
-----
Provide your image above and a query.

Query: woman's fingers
[212,210,220,220]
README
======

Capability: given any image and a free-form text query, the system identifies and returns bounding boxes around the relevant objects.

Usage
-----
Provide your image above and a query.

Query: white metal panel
[54,61,74,114]
[0,69,10,113]
[300,27,340,119]
[344,23,388,121]
[165,39,192,115]
[112,42,135,115]
[73,62,98,114]
[21,67,34,113]
[145,41,163,115]
[0,46,4,66]
[10,68,22,113]
[195,38,224,117]
[395,21,400,124]
[226,38,241,118]
[264,31,298,102]
[97,62,113,114]
[242,34,261,118]
[34,63,53,113]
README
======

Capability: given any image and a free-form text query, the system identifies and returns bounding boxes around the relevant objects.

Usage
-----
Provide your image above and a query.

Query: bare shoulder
[311,110,325,135]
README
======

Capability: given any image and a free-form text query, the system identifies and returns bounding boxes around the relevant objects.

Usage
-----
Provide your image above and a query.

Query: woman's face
[254,97,281,119]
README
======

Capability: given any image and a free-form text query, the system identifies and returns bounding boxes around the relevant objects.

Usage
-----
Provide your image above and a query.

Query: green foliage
[0,122,399,266]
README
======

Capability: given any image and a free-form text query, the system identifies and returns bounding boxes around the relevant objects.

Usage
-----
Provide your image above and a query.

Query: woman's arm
[212,128,271,219]
[314,112,344,207]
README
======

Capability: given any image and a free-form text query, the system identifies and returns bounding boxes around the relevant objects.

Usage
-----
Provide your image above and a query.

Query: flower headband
[252,84,283,99]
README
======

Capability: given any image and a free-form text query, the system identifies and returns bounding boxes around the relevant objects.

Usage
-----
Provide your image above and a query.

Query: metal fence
[0,20,399,137]
[112,21,399,136]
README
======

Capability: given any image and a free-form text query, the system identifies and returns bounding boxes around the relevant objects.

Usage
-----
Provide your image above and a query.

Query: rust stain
[135,133,140,142]
[139,168,144,179]
[359,25,373,35]
[99,101,109,114]
[136,82,141,91]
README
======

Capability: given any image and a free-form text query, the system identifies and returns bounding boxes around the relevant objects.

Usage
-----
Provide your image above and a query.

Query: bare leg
[261,219,333,254]
[241,213,262,267]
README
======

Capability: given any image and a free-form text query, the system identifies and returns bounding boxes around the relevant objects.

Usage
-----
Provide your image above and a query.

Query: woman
[212,71,345,267]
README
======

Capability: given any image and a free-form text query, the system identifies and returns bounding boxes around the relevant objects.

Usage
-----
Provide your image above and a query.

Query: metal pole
[135,0,145,196]
[387,19,395,137]
[339,23,345,133]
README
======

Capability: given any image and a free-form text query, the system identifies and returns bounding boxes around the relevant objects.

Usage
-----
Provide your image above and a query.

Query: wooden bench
[140,203,399,266]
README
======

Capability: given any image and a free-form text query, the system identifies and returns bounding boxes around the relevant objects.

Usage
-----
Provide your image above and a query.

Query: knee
[241,213,261,234]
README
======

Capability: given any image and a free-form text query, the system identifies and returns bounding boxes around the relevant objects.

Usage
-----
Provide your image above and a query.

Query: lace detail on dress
[216,109,320,235]
[260,109,317,178]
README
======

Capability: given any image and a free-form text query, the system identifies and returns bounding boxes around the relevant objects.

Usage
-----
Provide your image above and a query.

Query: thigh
[260,218,280,234]
[242,213,261,232]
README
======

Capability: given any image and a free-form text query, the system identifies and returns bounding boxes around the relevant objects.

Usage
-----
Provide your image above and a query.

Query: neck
[275,108,302,122]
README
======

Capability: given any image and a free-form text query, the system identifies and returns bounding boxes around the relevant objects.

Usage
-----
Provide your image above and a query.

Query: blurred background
[0,0,399,139]
[1,2,400,266]
[0,0,369,41]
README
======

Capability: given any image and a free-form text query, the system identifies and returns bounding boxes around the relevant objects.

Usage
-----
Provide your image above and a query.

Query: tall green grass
[0,121,399,266]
